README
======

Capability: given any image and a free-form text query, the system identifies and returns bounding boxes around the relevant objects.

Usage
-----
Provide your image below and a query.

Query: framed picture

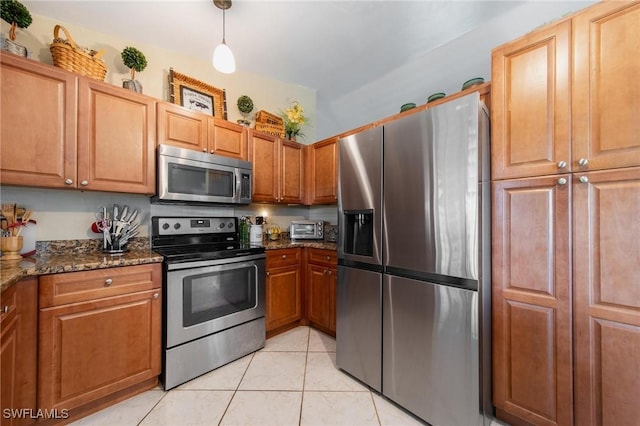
[169,68,227,119]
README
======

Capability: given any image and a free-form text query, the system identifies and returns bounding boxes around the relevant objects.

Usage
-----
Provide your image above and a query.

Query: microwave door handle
[234,169,241,203]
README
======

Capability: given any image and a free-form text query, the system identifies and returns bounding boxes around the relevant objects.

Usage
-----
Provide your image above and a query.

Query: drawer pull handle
[153,293,159,299]
[104,278,113,286]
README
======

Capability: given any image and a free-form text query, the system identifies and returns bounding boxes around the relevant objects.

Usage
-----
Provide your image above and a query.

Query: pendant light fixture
[213,0,236,74]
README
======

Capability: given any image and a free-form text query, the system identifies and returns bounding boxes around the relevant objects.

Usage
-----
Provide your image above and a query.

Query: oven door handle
[165,253,266,271]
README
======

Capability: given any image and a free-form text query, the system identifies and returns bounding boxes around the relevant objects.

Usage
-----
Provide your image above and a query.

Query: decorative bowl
[400,103,416,113]
[461,77,485,91]
[427,92,446,103]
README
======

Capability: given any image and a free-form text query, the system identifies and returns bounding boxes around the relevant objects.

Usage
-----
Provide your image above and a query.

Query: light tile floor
[71,326,505,426]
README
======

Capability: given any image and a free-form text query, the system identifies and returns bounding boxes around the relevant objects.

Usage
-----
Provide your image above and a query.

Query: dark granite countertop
[0,238,162,293]
[1,237,338,293]
[262,238,337,252]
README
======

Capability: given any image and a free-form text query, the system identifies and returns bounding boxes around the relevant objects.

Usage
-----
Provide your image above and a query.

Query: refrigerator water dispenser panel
[343,210,373,257]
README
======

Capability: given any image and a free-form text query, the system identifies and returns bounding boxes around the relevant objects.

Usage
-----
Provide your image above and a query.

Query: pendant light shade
[213,0,235,74]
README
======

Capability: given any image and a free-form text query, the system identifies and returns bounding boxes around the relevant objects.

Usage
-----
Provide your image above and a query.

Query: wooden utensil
[15,208,33,237]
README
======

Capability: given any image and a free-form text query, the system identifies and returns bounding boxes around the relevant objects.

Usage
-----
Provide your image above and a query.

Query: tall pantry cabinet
[491,2,640,426]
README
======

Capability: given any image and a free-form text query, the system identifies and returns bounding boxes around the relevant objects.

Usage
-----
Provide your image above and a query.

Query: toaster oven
[290,220,324,240]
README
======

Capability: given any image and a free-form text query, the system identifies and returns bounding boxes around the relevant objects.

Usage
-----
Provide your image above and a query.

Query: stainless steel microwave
[154,144,252,205]
[290,220,324,240]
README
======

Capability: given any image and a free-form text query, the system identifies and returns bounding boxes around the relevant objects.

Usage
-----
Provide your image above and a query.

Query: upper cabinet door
[156,102,208,153]
[307,137,338,205]
[210,118,248,160]
[0,53,78,188]
[77,79,156,194]
[280,139,304,204]
[249,131,279,203]
[573,1,640,172]
[491,21,572,180]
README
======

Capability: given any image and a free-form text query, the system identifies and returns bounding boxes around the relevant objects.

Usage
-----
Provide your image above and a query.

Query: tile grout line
[298,327,311,426]
[216,351,256,425]
[136,389,169,426]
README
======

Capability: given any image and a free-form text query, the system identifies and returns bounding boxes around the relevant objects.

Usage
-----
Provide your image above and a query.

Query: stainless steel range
[151,216,266,390]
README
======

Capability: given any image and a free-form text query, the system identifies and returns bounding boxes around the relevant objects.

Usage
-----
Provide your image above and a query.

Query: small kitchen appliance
[151,216,266,390]
[289,220,324,240]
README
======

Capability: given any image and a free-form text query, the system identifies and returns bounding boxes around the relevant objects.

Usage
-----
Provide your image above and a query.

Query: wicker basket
[255,110,285,137]
[50,25,107,81]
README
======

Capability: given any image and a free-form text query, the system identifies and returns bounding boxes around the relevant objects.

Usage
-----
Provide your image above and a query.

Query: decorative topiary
[237,95,254,115]
[121,46,148,80]
[1,0,32,41]
[236,95,254,126]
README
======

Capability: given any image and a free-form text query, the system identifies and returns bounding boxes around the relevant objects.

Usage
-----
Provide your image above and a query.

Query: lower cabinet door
[38,289,161,411]
[306,264,332,330]
[265,265,301,332]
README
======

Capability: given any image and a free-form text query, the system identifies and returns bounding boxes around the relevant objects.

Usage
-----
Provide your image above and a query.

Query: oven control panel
[153,217,236,236]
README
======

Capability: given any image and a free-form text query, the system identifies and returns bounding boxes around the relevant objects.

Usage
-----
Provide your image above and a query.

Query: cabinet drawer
[307,248,337,266]
[40,264,162,307]
[266,248,301,269]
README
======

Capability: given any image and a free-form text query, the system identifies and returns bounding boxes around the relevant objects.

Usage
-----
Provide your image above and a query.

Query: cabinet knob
[210,150,215,154]
[578,158,589,167]
[153,293,159,299]
[65,178,73,185]
[80,180,89,186]
[1,306,9,314]
[202,148,207,153]
[558,177,568,185]
[282,254,287,259]
[104,278,113,286]
[579,176,589,184]
[266,271,270,276]
[557,160,567,169]
[328,270,332,275]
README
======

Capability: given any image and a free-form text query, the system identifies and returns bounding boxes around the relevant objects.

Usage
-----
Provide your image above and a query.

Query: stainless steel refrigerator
[336,92,492,425]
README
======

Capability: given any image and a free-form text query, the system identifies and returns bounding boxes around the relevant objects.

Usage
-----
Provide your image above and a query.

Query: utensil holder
[1,236,23,261]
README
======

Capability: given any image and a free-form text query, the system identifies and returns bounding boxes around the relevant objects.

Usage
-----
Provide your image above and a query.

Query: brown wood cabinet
[492,176,572,426]
[491,20,572,180]
[573,167,640,426]
[491,2,640,425]
[0,278,37,426]
[265,249,303,335]
[305,248,337,336]
[156,102,248,160]
[77,79,156,194]
[249,131,304,204]
[0,53,156,194]
[38,264,161,420]
[305,137,338,205]
[1,52,77,189]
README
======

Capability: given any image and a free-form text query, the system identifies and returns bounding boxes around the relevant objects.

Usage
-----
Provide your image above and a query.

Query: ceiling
[22,0,594,139]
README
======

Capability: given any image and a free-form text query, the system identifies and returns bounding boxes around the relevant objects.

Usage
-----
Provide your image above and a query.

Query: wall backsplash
[0,186,337,242]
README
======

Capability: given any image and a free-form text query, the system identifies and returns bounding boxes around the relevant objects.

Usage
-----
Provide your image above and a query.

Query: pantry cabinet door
[77,79,156,194]
[491,21,571,180]
[573,167,640,426]
[492,176,573,426]
[0,53,77,188]
[573,2,640,172]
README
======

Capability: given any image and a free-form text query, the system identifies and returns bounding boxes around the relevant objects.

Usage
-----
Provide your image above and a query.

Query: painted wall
[0,13,316,141]
[1,13,325,242]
